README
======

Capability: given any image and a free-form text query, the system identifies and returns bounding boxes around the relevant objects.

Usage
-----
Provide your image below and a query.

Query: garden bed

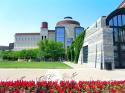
[0,80,125,93]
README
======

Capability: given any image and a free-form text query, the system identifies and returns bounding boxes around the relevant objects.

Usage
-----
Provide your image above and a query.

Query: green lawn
[0,61,71,69]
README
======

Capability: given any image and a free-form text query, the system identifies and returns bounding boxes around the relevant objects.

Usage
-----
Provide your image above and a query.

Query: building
[78,1,125,69]
[14,17,84,50]
[0,43,14,51]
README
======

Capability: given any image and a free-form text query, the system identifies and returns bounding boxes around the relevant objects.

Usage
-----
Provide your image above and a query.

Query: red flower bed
[0,80,125,93]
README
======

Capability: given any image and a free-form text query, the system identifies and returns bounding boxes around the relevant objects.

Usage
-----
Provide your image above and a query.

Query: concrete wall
[78,16,114,69]
[40,28,48,39]
[48,32,55,41]
[14,35,40,50]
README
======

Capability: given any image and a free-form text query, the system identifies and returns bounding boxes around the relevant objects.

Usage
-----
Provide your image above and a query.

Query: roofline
[117,0,125,9]
[15,33,40,35]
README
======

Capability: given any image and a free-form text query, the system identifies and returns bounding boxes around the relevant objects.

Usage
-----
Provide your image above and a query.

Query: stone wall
[78,16,114,70]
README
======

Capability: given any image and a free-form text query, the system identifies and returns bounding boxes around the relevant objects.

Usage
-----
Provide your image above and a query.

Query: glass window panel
[56,27,65,37]
[113,16,118,26]
[67,38,73,46]
[123,30,125,42]
[109,19,113,26]
[114,28,118,42]
[83,46,88,63]
[56,37,64,43]
[56,27,65,44]
[75,27,83,37]
[122,15,125,25]
[118,15,122,26]
[121,29,124,42]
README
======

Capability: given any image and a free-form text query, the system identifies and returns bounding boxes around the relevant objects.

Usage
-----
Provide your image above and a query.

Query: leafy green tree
[38,40,65,61]
[19,49,39,60]
[66,29,86,63]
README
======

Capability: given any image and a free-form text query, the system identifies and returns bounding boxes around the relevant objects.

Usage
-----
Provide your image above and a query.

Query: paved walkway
[0,62,125,81]
[63,61,89,69]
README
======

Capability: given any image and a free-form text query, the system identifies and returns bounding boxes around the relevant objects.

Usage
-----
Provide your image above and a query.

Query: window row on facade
[109,14,125,27]
[15,37,40,41]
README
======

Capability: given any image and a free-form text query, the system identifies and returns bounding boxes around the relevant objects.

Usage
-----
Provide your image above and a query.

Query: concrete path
[63,62,89,69]
[0,62,125,81]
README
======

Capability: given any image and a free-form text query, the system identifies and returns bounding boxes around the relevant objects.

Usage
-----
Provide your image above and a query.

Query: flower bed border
[0,80,125,93]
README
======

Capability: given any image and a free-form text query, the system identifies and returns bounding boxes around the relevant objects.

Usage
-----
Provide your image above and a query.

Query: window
[109,19,113,26]
[56,27,65,45]
[118,15,122,26]
[114,28,118,42]
[83,45,88,63]
[74,27,83,38]
[67,38,73,46]
[42,36,43,40]
[122,15,125,25]
[113,16,117,26]
[16,37,18,41]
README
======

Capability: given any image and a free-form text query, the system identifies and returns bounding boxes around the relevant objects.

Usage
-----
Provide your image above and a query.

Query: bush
[38,40,65,61]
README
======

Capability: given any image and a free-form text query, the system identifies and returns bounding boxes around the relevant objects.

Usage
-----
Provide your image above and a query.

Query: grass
[0,61,72,69]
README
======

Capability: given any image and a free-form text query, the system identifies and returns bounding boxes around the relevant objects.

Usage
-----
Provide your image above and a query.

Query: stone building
[78,1,125,69]
[14,17,83,50]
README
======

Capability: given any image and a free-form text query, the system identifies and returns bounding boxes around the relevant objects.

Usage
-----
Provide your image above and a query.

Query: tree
[66,29,86,63]
[19,49,39,60]
[38,40,65,61]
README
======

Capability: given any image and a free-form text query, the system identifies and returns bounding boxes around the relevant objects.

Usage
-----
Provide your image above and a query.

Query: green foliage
[0,48,39,61]
[66,30,86,63]
[1,51,19,61]
[38,40,65,61]
[19,49,38,59]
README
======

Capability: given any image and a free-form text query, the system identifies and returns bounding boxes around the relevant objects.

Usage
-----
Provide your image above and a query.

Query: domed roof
[56,17,80,26]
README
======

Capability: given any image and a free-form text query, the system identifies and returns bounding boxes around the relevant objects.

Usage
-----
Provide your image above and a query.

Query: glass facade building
[106,8,125,68]
[55,17,84,49]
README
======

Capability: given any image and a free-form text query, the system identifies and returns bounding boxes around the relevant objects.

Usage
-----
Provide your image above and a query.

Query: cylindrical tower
[55,17,83,49]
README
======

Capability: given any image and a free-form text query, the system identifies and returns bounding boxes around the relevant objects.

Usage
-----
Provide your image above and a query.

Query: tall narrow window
[113,16,118,26]
[109,19,113,26]
[56,27,65,46]
[114,28,118,42]
[122,15,125,25]
[118,15,122,26]
[42,36,43,40]
[74,27,84,38]
[83,45,88,63]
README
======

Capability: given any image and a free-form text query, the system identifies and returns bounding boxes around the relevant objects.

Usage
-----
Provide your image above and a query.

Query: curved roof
[106,8,125,25]
[56,17,80,26]
[118,0,125,9]
[106,1,125,25]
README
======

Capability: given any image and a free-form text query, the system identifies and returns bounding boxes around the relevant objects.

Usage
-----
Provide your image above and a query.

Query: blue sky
[0,0,123,45]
